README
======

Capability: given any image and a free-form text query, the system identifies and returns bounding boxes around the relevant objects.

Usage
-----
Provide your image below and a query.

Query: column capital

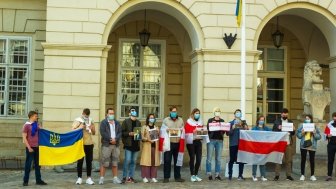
[328,56,336,68]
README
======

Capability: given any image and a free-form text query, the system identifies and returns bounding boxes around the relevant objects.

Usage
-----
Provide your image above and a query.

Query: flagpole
[241,0,246,120]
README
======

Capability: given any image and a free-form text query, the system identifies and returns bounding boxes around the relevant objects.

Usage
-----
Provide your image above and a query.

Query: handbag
[303,139,312,148]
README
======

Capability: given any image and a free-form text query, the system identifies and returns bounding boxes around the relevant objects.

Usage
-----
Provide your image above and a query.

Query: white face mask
[214,112,221,117]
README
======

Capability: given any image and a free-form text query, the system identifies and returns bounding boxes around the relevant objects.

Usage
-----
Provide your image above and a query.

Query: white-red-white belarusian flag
[237,130,289,165]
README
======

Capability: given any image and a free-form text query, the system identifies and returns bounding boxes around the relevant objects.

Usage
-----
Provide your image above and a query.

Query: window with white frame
[0,37,30,117]
[118,40,164,119]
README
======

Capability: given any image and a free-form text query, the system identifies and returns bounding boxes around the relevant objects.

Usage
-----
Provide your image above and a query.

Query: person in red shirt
[324,112,336,181]
[22,110,47,186]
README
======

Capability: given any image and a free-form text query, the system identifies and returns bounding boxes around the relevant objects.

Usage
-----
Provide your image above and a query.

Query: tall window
[0,37,30,117]
[257,47,286,124]
[118,40,164,119]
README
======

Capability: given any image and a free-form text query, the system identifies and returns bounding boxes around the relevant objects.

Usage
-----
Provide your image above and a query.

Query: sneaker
[273,176,279,181]
[208,175,213,180]
[175,178,185,182]
[286,176,294,181]
[215,176,222,181]
[325,176,332,181]
[261,176,267,181]
[191,175,197,182]
[23,182,28,186]
[195,175,202,182]
[122,177,127,184]
[86,177,95,185]
[75,177,82,185]
[237,176,245,181]
[99,177,104,185]
[143,177,149,183]
[113,177,122,184]
[163,178,169,183]
[128,177,136,183]
[36,180,47,185]
[310,175,317,181]
[300,175,305,181]
[252,176,258,181]
[151,178,158,183]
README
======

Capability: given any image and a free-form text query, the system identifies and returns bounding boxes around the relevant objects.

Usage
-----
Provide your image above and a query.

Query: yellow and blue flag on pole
[236,0,242,27]
[39,129,84,166]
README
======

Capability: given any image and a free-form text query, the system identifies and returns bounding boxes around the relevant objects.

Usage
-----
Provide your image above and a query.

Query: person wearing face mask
[72,108,96,185]
[272,108,295,181]
[184,108,209,182]
[228,109,248,181]
[251,115,271,182]
[206,107,226,181]
[98,108,122,185]
[296,114,321,181]
[121,107,141,183]
[324,112,336,181]
[161,105,185,183]
[140,114,160,183]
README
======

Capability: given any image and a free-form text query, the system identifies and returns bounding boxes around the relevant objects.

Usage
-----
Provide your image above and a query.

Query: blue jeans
[206,139,223,175]
[252,165,266,177]
[23,147,42,183]
[122,149,139,178]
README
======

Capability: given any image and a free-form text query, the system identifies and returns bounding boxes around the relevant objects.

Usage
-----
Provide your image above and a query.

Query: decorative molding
[190,48,262,62]
[41,43,112,51]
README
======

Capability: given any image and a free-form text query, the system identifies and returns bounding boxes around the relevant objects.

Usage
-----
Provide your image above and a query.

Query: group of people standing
[21,107,336,186]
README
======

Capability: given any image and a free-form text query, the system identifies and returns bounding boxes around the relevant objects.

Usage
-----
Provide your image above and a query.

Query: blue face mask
[235,112,242,118]
[194,113,200,120]
[258,121,264,125]
[149,118,155,123]
[170,112,177,119]
[130,110,137,117]
[107,115,114,121]
[304,119,311,123]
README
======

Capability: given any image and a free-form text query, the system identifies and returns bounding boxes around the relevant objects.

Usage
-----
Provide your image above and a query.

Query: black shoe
[215,176,222,181]
[175,178,185,182]
[129,177,137,183]
[163,178,169,183]
[325,176,332,181]
[273,176,279,181]
[23,182,28,186]
[122,177,127,184]
[36,180,47,185]
[286,176,294,181]
[208,175,213,180]
[237,176,245,181]
[228,176,232,181]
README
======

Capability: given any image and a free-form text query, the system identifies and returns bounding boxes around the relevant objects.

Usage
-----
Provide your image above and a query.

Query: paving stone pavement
[0,166,335,189]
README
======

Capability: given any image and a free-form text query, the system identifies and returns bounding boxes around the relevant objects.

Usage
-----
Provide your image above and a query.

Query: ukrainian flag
[236,0,242,27]
[39,129,85,166]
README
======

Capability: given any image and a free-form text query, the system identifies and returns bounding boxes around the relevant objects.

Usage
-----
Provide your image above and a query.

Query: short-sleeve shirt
[22,122,39,147]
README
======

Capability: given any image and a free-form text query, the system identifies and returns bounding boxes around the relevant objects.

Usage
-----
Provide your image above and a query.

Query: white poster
[281,122,294,132]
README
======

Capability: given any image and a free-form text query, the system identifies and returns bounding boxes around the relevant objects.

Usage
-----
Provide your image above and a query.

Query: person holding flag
[22,110,47,186]
[324,112,336,181]
[72,108,96,185]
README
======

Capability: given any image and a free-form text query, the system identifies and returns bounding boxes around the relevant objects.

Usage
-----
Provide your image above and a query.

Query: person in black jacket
[324,112,336,181]
[272,108,295,181]
[121,107,141,183]
[99,108,122,185]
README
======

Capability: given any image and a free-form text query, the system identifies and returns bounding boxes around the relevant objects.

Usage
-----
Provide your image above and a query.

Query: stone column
[181,62,191,117]
[329,56,336,117]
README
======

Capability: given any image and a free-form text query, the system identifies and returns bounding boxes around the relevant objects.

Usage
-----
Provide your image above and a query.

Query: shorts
[100,145,120,167]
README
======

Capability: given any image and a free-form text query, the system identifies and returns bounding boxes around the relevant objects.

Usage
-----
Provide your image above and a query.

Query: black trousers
[300,149,315,176]
[228,145,244,177]
[327,144,336,176]
[163,142,181,179]
[77,144,94,178]
[186,140,202,175]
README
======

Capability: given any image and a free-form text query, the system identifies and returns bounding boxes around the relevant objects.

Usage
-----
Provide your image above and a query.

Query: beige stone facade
[0,0,336,160]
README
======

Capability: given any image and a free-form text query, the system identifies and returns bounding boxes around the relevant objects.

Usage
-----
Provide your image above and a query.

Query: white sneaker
[86,177,95,185]
[300,175,305,181]
[310,175,317,181]
[190,175,197,182]
[113,177,122,184]
[98,177,104,185]
[151,178,158,183]
[261,176,268,181]
[75,177,82,185]
[143,177,149,183]
[252,176,258,181]
[195,175,202,182]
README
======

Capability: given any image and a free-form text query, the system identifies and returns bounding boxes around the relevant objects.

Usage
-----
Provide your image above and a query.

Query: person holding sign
[296,114,321,181]
[185,108,209,182]
[251,115,271,182]
[206,107,226,181]
[140,114,160,183]
[272,108,295,181]
[324,112,336,181]
[228,109,248,181]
